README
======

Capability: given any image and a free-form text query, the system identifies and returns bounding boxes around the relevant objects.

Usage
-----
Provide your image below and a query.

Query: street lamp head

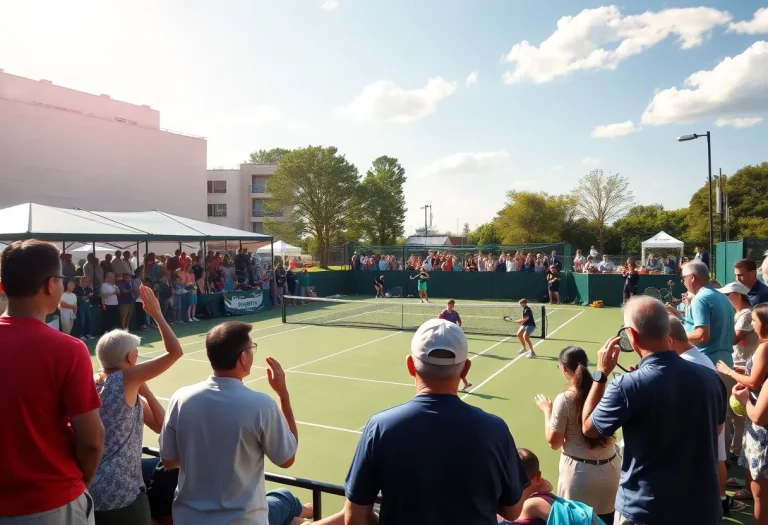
[677,134,699,142]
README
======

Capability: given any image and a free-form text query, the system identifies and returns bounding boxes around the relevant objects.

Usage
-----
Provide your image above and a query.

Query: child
[59,280,78,335]
[438,300,472,390]
[172,276,187,324]
[515,298,537,358]
[497,449,557,525]
[73,276,94,341]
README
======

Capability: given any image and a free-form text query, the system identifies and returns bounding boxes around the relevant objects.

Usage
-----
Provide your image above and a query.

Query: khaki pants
[0,492,94,525]
[718,371,740,455]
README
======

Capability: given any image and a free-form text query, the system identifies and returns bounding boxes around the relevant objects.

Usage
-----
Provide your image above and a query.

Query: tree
[687,162,768,241]
[265,146,360,267]
[357,156,407,245]
[496,191,576,244]
[249,148,291,164]
[612,204,688,254]
[467,222,502,245]
[572,170,634,251]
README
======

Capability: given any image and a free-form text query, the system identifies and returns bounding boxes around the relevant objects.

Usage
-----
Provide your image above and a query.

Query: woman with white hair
[89,286,183,524]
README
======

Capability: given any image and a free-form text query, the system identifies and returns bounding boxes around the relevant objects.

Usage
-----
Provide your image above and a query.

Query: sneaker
[188,319,194,323]
[517,347,527,355]
[86,335,95,340]
[723,495,746,516]
[526,351,536,358]
[79,336,87,341]
[193,317,200,322]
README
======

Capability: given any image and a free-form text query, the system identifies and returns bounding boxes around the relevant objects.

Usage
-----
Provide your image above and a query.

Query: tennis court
[87,296,752,524]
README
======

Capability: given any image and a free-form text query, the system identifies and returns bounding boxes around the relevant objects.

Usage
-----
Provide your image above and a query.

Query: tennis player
[374,275,385,298]
[438,299,472,390]
[410,266,430,303]
[515,298,537,358]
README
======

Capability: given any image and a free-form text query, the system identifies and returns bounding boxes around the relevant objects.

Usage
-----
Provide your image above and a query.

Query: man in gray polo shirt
[159,321,298,525]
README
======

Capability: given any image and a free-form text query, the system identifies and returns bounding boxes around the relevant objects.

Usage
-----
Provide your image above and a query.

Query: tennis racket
[660,289,673,304]
[391,286,403,298]
[502,315,517,322]
[643,287,661,300]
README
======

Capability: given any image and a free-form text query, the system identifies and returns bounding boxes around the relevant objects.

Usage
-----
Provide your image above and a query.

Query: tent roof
[0,203,271,242]
[641,231,684,248]
[255,240,302,254]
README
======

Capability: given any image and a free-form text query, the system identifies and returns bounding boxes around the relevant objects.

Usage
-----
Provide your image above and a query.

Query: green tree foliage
[357,156,407,245]
[612,205,688,254]
[265,146,360,267]
[462,223,471,240]
[687,162,768,241]
[468,222,502,245]
[249,148,291,164]
[572,170,634,250]
[496,191,576,244]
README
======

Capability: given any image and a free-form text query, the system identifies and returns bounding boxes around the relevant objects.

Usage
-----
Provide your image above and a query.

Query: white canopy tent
[256,241,302,259]
[641,231,684,266]
[70,243,121,260]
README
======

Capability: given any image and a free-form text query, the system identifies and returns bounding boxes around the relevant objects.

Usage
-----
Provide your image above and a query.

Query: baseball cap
[718,281,750,295]
[411,318,468,365]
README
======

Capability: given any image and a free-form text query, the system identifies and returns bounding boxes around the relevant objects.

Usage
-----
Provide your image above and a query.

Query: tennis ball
[730,394,747,417]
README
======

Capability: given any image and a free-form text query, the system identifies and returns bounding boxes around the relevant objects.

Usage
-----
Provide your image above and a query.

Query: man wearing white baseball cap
[343,319,530,525]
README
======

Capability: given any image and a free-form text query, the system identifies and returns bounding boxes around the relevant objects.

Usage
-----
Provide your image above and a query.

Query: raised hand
[266,357,289,398]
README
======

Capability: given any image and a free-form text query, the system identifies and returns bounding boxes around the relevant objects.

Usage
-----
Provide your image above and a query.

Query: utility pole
[717,168,724,243]
[420,204,431,244]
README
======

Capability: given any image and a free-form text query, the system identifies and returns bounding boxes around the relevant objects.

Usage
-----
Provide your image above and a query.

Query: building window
[252,223,264,234]
[207,180,227,194]
[207,204,227,217]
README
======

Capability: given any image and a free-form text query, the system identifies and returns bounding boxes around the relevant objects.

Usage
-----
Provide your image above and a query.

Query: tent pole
[270,236,275,300]
[92,242,96,291]
[62,241,66,253]
[203,240,208,294]
[239,240,243,250]
[178,241,182,252]
[224,240,228,254]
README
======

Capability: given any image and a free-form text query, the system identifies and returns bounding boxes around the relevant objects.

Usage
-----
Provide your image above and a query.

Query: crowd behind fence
[345,243,702,275]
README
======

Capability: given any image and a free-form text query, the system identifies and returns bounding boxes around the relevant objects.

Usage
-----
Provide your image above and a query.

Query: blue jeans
[77,303,92,336]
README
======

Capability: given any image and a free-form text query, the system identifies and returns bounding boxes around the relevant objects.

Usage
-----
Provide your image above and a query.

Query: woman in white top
[59,280,78,335]
[535,346,620,525]
[573,250,586,273]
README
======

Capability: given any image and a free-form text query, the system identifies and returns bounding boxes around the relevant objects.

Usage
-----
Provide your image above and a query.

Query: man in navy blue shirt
[582,296,726,525]
[344,319,529,525]
[734,258,768,306]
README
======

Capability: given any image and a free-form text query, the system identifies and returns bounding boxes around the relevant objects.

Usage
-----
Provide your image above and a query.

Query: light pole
[420,204,431,245]
[678,131,713,270]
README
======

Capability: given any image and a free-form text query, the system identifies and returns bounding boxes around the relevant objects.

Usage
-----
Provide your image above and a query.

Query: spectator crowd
[4,238,768,525]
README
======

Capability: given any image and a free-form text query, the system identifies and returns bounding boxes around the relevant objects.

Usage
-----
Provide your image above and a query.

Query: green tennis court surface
[87,297,753,524]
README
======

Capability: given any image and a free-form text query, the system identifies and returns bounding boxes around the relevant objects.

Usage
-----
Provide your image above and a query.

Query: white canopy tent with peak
[256,241,302,260]
[641,231,684,265]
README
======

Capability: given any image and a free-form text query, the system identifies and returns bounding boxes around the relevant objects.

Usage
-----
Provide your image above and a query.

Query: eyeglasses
[43,275,67,283]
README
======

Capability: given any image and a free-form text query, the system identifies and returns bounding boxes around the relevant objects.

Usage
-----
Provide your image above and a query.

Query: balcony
[251,210,284,218]
[250,184,270,196]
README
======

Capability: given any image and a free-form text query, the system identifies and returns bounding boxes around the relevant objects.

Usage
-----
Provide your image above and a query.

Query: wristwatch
[592,370,608,384]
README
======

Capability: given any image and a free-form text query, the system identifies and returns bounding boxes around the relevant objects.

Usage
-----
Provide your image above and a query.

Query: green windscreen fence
[715,240,745,285]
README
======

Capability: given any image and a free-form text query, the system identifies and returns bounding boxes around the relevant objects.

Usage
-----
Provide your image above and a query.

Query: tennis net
[281,296,546,338]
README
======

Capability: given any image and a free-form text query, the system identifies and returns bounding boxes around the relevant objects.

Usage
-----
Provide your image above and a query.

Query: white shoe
[188,318,194,323]
[526,351,536,358]
[79,336,87,341]
[86,335,95,340]
[517,347,527,354]
[193,317,200,321]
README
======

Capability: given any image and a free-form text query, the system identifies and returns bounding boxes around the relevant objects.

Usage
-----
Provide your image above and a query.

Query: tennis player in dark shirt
[438,299,472,391]
[515,299,536,358]
[374,275,385,298]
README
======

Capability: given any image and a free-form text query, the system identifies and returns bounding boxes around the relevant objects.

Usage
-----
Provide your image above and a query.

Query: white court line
[244,331,402,385]
[287,369,413,387]
[460,309,585,400]
[470,337,513,361]
[153,397,361,435]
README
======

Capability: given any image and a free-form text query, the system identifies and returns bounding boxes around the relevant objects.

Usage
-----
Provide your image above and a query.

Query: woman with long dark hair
[534,346,620,525]
[622,259,639,305]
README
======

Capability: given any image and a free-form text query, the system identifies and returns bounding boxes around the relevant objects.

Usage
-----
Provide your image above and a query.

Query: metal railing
[250,184,268,193]
[252,210,283,217]
[142,447,378,520]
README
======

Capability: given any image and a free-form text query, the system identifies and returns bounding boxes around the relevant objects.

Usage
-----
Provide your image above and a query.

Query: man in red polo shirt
[0,240,104,523]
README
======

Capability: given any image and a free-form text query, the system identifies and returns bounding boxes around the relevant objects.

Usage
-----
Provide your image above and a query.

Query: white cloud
[715,117,763,129]
[502,6,732,84]
[416,151,510,178]
[641,41,768,125]
[581,156,601,165]
[466,71,478,87]
[591,120,640,138]
[321,0,339,10]
[336,77,457,123]
[729,8,768,34]
[550,165,563,172]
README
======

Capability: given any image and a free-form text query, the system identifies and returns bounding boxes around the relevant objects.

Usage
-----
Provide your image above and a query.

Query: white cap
[411,319,468,365]
[718,281,750,295]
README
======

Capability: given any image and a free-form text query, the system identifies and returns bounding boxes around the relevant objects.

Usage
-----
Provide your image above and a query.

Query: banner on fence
[223,290,266,315]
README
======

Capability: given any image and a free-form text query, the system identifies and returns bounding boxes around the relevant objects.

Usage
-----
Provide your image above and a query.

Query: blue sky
[1,0,766,234]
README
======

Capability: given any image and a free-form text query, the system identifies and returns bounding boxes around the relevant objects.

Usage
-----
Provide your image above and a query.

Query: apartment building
[206,163,284,233]
[0,69,207,219]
